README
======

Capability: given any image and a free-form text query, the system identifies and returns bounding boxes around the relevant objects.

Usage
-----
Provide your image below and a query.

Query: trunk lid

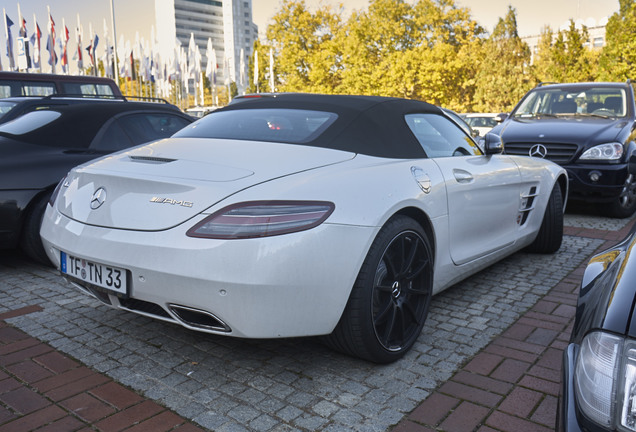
[57,137,355,230]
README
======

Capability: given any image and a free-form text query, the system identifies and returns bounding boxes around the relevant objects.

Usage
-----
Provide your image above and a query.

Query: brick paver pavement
[0,306,205,432]
[392,218,636,432]
[1,209,633,431]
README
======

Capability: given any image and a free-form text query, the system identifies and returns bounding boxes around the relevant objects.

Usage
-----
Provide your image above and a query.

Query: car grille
[504,142,579,165]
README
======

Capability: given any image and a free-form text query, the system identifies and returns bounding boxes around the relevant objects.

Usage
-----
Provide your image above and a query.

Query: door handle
[453,169,474,183]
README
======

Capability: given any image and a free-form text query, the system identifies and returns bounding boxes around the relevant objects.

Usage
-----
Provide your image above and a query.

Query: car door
[406,113,522,265]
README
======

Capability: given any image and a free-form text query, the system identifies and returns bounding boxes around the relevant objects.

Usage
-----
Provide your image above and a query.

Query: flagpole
[110,0,120,86]
[3,8,14,71]
[2,8,6,71]
[269,48,274,93]
[34,13,40,72]
[17,3,22,71]
[254,49,259,94]
[47,5,55,74]
[62,18,65,74]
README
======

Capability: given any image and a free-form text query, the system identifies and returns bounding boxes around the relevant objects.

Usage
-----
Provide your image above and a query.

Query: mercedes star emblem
[90,187,107,210]
[529,144,548,158]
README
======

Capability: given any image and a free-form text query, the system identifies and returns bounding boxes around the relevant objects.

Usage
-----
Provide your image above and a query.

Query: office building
[155,0,258,86]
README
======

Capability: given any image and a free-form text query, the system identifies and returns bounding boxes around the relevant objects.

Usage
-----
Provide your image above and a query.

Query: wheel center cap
[391,281,401,299]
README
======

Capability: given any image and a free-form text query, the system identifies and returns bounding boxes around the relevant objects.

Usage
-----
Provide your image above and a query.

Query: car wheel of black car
[21,192,52,266]
[325,216,433,363]
[605,173,636,218]
[526,185,563,253]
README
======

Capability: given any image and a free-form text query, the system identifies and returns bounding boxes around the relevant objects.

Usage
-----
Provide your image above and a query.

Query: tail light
[186,201,335,239]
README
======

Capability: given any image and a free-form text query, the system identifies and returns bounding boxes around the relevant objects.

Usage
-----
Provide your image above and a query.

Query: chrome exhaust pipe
[168,304,231,332]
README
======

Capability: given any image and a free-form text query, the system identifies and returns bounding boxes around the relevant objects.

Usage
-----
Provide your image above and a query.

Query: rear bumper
[41,207,376,339]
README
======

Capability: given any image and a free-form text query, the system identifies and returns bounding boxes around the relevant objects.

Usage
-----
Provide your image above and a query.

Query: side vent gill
[518,186,538,226]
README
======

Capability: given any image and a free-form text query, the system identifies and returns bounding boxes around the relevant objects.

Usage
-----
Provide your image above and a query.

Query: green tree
[412,0,484,47]
[266,0,344,92]
[337,0,416,95]
[264,0,492,111]
[473,6,534,112]
[599,0,636,81]
[532,26,555,82]
[336,0,483,105]
[547,21,597,82]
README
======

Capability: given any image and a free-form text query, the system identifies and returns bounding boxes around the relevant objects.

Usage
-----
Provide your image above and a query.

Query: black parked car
[0,101,193,263]
[490,81,636,217]
[0,95,177,125]
[558,184,636,431]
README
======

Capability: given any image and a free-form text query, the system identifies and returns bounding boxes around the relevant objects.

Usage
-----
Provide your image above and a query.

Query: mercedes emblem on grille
[90,188,107,210]
[529,144,548,158]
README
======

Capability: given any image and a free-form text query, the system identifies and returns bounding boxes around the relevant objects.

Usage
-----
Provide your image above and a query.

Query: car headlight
[574,331,636,430]
[579,143,624,161]
[186,200,335,239]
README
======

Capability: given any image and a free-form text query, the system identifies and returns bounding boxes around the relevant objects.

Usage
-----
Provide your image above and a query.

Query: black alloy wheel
[325,216,433,363]
[371,229,432,352]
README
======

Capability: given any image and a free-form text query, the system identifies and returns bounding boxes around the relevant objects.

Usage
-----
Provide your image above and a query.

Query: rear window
[0,80,55,97]
[175,108,338,144]
[61,83,115,96]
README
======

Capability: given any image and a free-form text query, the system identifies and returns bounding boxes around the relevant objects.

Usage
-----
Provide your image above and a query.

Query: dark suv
[0,71,122,97]
[490,81,636,217]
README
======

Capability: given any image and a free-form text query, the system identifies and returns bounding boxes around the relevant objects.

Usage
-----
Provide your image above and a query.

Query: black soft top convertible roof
[217,93,442,159]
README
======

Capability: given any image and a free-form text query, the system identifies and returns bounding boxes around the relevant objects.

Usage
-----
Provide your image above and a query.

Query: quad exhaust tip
[168,304,231,333]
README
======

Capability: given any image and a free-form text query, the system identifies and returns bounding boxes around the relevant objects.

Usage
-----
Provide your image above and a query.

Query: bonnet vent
[129,156,176,164]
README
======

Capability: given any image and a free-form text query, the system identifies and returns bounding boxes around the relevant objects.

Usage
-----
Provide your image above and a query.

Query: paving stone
[439,401,490,432]
[0,215,617,431]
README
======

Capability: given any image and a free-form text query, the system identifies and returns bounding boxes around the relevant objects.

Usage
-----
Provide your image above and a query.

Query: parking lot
[1,208,634,431]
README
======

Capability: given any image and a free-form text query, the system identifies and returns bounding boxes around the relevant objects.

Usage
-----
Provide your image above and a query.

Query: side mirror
[484,133,503,155]
[629,153,636,175]
[494,113,509,123]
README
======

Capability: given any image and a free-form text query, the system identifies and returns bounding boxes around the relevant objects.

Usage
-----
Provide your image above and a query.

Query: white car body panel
[41,139,565,338]
[40,100,567,342]
[433,155,521,265]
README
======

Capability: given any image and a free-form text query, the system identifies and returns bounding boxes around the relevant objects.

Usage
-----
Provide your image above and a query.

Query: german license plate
[60,251,128,296]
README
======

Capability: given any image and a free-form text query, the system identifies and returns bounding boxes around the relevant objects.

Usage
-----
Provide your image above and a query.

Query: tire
[324,216,433,363]
[604,173,636,218]
[21,192,53,266]
[526,184,563,253]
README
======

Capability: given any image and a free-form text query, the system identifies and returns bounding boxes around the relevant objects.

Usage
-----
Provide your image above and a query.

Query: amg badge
[150,197,194,208]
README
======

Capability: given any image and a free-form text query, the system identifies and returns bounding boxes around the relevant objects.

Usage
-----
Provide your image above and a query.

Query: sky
[0,0,620,71]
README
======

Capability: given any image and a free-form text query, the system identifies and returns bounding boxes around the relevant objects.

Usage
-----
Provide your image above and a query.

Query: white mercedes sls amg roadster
[41,94,568,363]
